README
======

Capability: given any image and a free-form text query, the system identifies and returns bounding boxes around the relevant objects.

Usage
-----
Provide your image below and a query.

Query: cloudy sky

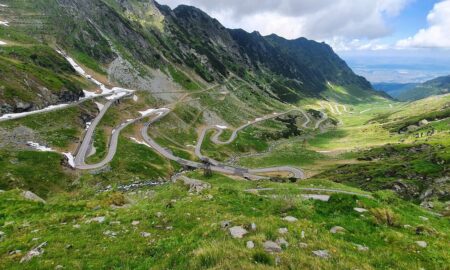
[158,0,450,82]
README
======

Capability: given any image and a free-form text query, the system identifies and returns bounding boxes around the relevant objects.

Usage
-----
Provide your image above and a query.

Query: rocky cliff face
[0,0,384,115]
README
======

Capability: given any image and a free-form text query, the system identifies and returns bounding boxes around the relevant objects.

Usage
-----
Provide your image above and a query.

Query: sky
[158,0,450,83]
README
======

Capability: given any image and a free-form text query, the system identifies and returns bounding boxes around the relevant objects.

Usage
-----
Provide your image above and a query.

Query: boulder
[229,226,248,239]
[312,250,330,259]
[418,119,429,126]
[20,242,47,263]
[176,176,211,194]
[355,244,369,251]
[263,241,282,253]
[276,237,289,248]
[330,226,346,234]
[246,241,255,249]
[282,216,298,222]
[416,241,427,248]
[21,191,46,204]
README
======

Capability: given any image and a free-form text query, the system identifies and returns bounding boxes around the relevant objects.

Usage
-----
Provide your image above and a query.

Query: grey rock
[250,223,257,231]
[278,228,288,234]
[20,242,47,263]
[132,221,140,226]
[416,241,427,248]
[229,226,248,239]
[419,119,429,126]
[330,226,346,234]
[176,176,211,194]
[141,232,151,238]
[354,207,368,213]
[263,241,282,253]
[246,240,255,249]
[276,237,289,248]
[282,216,298,222]
[355,244,369,251]
[312,250,330,258]
[21,191,46,204]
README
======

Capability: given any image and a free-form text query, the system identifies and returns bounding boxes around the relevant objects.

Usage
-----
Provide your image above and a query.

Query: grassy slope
[0,174,449,269]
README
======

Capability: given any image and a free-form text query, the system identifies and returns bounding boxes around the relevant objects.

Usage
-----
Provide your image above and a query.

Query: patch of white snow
[63,153,75,168]
[95,102,104,111]
[129,137,151,148]
[27,142,54,152]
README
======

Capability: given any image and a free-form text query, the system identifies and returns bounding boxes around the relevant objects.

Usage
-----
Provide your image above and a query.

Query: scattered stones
[176,176,211,194]
[132,221,140,226]
[229,226,248,239]
[250,223,257,231]
[419,216,429,221]
[55,265,64,270]
[282,216,298,222]
[246,241,255,249]
[263,241,282,253]
[20,242,47,263]
[355,244,369,251]
[141,232,151,238]
[330,226,346,234]
[87,216,106,224]
[312,250,330,259]
[416,241,427,248]
[156,212,163,218]
[21,191,46,204]
[73,224,81,229]
[276,237,289,248]
[299,242,308,248]
[278,228,288,234]
[220,220,231,229]
[354,207,368,213]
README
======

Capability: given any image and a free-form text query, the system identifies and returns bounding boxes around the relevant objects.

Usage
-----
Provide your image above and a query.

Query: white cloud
[159,0,411,40]
[397,0,450,48]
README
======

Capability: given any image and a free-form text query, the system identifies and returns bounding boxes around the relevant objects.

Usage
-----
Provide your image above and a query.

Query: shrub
[371,208,398,226]
[106,193,127,206]
[253,252,274,266]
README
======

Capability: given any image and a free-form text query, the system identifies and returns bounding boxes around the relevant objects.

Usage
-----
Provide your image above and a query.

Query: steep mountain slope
[374,76,450,101]
[373,82,418,99]
[396,75,450,101]
[0,0,383,116]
